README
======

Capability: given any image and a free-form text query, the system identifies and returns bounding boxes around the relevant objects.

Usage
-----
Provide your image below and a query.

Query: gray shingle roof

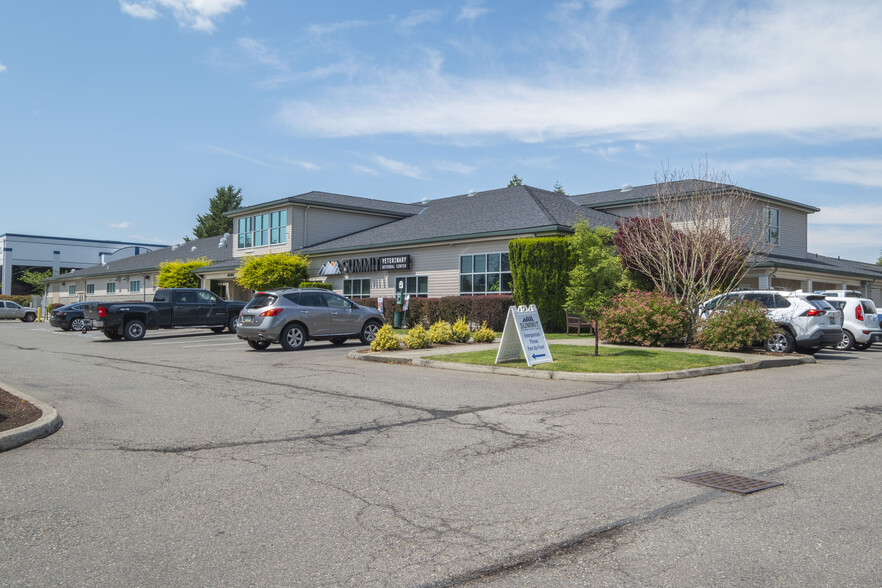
[45,235,234,282]
[301,185,621,253]
[757,252,882,279]
[230,191,425,218]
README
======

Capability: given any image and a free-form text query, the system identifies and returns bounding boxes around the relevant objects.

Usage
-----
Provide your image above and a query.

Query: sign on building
[495,305,553,366]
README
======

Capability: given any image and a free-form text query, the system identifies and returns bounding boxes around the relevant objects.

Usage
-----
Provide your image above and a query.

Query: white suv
[700,289,843,354]
[819,294,882,350]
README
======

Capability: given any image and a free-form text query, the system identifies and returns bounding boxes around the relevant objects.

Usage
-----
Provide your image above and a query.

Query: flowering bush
[451,317,471,343]
[402,325,431,349]
[472,322,496,343]
[370,324,400,351]
[694,300,779,351]
[428,320,453,344]
[600,290,690,347]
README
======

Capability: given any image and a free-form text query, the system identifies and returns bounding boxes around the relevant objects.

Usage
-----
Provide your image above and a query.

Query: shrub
[451,317,471,343]
[370,324,400,351]
[401,325,431,349]
[600,290,690,347]
[48,303,65,312]
[299,281,333,290]
[235,252,309,291]
[157,258,209,288]
[428,320,453,344]
[509,236,574,332]
[694,300,779,351]
[0,294,35,306]
[473,322,496,343]
[350,295,512,331]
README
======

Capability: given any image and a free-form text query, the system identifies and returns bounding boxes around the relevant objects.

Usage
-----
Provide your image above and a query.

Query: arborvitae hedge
[508,236,574,332]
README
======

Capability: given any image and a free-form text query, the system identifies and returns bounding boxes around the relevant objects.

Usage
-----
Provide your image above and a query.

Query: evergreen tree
[508,174,523,187]
[192,185,243,240]
[553,181,566,195]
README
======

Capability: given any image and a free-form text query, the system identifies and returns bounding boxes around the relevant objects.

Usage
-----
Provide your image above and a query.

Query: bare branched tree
[614,163,772,339]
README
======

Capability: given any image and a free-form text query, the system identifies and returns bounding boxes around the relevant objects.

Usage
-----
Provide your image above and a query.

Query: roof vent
[191,246,197,252]
[421,197,430,204]
[171,244,179,251]
[467,189,477,198]
[621,184,633,192]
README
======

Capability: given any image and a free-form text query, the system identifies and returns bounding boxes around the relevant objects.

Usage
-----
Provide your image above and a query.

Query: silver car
[0,300,38,322]
[236,288,385,351]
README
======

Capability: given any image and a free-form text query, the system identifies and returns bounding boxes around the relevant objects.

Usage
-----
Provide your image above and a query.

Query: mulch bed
[0,388,42,433]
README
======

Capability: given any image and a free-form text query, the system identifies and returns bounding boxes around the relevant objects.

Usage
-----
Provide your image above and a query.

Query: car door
[0,301,8,319]
[195,290,226,324]
[323,291,360,335]
[297,291,330,336]
[172,291,200,326]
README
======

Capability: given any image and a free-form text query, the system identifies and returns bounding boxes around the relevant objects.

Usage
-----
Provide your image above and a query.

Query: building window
[343,278,370,297]
[764,207,779,244]
[68,285,76,296]
[106,282,116,294]
[238,210,287,248]
[395,276,428,298]
[130,280,141,293]
[459,253,512,295]
[86,284,95,294]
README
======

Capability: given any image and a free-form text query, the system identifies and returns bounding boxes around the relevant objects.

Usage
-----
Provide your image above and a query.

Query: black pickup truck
[82,288,247,341]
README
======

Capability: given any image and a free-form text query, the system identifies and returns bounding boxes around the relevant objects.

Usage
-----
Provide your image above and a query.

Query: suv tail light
[855,304,864,322]
[802,309,825,317]
[98,306,107,318]
[259,308,283,317]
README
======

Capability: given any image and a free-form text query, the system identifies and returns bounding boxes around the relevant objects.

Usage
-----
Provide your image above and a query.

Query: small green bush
[370,324,400,351]
[402,325,432,349]
[451,317,471,343]
[298,281,333,290]
[473,322,496,343]
[428,320,453,344]
[0,295,32,306]
[600,290,690,347]
[694,300,779,351]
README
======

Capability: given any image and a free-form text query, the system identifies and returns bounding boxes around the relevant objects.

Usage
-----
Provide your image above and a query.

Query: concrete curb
[0,383,63,452]
[348,343,815,382]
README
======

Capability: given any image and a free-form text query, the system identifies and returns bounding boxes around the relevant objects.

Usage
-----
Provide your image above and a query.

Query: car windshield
[246,294,278,309]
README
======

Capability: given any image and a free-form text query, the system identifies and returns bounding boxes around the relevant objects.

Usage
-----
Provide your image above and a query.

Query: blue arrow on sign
[532,353,546,359]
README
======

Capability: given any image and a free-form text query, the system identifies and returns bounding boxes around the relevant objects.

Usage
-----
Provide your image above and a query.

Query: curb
[0,383,63,452]
[348,345,815,382]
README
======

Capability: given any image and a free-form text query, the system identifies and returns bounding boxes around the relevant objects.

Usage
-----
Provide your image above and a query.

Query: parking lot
[1,321,881,586]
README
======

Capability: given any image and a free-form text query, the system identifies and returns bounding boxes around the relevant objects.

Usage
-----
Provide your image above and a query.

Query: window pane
[405,277,415,293]
[460,256,472,273]
[69,285,76,295]
[501,272,513,293]
[474,274,486,293]
[417,276,428,294]
[343,280,352,296]
[460,275,472,293]
[487,253,500,272]
[487,273,500,292]
[501,253,510,272]
[361,279,370,296]
[279,210,287,227]
[474,254,486,272]
[352,280,362,296]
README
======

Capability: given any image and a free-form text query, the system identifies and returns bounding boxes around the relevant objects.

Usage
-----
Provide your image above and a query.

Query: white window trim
[459,252,513,295]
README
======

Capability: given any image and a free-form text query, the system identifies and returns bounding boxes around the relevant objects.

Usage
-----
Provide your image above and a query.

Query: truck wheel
[123,320,146,341]
[22,312,36,322]
[228,315,238,334]
[764,330,795,353]
[279,323,306,351]
[104,330,123,340]
[359,320,382,345]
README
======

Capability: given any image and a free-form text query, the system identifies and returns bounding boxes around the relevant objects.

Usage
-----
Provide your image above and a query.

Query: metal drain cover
[678,471,783,494]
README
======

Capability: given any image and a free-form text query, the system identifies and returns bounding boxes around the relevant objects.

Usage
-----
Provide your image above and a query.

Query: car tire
[70,318,85,332]
[104,329,123,340]
[359,320,382,345]
[123,320,146,341]
[279,323,306,351]
[853,341,871,351]
[796,346,820,355]
[764,330,796,353]
[210,327,226,333]
[228,315,238,334]
[247,340,271,350]
[330,337,348,345]
[22,312,36,322]
[60,323,70,331]
[836,330,854,351]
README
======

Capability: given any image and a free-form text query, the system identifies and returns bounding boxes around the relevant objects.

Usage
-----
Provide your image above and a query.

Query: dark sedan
[50,302,88,331]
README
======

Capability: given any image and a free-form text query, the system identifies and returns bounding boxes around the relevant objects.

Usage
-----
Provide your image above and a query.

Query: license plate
[240,316,253,324]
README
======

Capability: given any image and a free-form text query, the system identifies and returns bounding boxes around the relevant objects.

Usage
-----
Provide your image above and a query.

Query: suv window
[811,299,836,311]
[742,293,776,308]
[299,292,326,308]
[281,293,300,305]
[826,300,846,311]
[322,292,350,309]
[247,294,278,309]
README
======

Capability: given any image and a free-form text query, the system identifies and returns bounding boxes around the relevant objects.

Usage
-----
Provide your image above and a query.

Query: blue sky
[2,0,881,262]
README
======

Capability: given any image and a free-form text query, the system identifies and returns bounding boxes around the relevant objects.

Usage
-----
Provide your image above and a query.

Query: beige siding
[303,208,396,248]
[774,205,808,258]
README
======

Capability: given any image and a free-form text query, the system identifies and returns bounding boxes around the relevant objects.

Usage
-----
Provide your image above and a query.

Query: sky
[1,0,881,263]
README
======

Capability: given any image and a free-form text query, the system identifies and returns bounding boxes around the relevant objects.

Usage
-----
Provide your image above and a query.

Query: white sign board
[495,305,553,366]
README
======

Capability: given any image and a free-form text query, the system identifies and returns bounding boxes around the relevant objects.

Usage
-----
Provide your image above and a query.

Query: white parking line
[180,342,245,348]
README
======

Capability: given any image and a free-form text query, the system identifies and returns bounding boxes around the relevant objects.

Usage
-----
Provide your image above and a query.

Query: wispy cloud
[204,146,279,169]
[275,156,321,171]
[107,221,133,229]
[724,157,882,189]
[119,0,244,32]
[397,9,444,29]
[457,1,489,22]
[0,62,6,73]
[351,164,379,176]
[371,155,423,179]
[307,20,369,36]
[278,2,882,144]
[811,205,882,226]
[237,38,289,71]
[435,160,476,174]
[808,225,882,262]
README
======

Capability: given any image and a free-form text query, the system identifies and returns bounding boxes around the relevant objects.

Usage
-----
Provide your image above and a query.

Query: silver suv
[700,289,843,354]
[236,288,384,351]
[820,295,881,350]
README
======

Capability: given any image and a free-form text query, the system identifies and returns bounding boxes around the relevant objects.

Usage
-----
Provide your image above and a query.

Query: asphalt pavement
[0,321,880,586]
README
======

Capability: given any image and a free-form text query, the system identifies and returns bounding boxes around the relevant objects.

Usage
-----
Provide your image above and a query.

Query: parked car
[236,288,384,351]
[50,302,88,331]
[821,295,882,350]
[699,289,843,354]
[817,290,863,298]
[0,300,37,322]
[81,288,247,341]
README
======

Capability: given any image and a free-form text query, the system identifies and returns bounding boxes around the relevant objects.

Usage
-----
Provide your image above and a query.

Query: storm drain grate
[677,471,783,494]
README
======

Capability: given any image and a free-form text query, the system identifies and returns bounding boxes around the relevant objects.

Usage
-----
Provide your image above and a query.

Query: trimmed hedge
[351,295,513,331]
[298,281,333,290]
[509,236,574,332]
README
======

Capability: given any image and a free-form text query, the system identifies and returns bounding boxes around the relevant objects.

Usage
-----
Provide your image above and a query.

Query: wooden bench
[566,312,593,335]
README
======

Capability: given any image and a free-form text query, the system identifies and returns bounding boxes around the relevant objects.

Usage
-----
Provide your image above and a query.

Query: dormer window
[764,207,779,244]
[237,210,287,248]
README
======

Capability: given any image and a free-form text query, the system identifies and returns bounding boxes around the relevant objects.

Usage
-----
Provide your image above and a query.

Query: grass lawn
[423,344,741,373]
